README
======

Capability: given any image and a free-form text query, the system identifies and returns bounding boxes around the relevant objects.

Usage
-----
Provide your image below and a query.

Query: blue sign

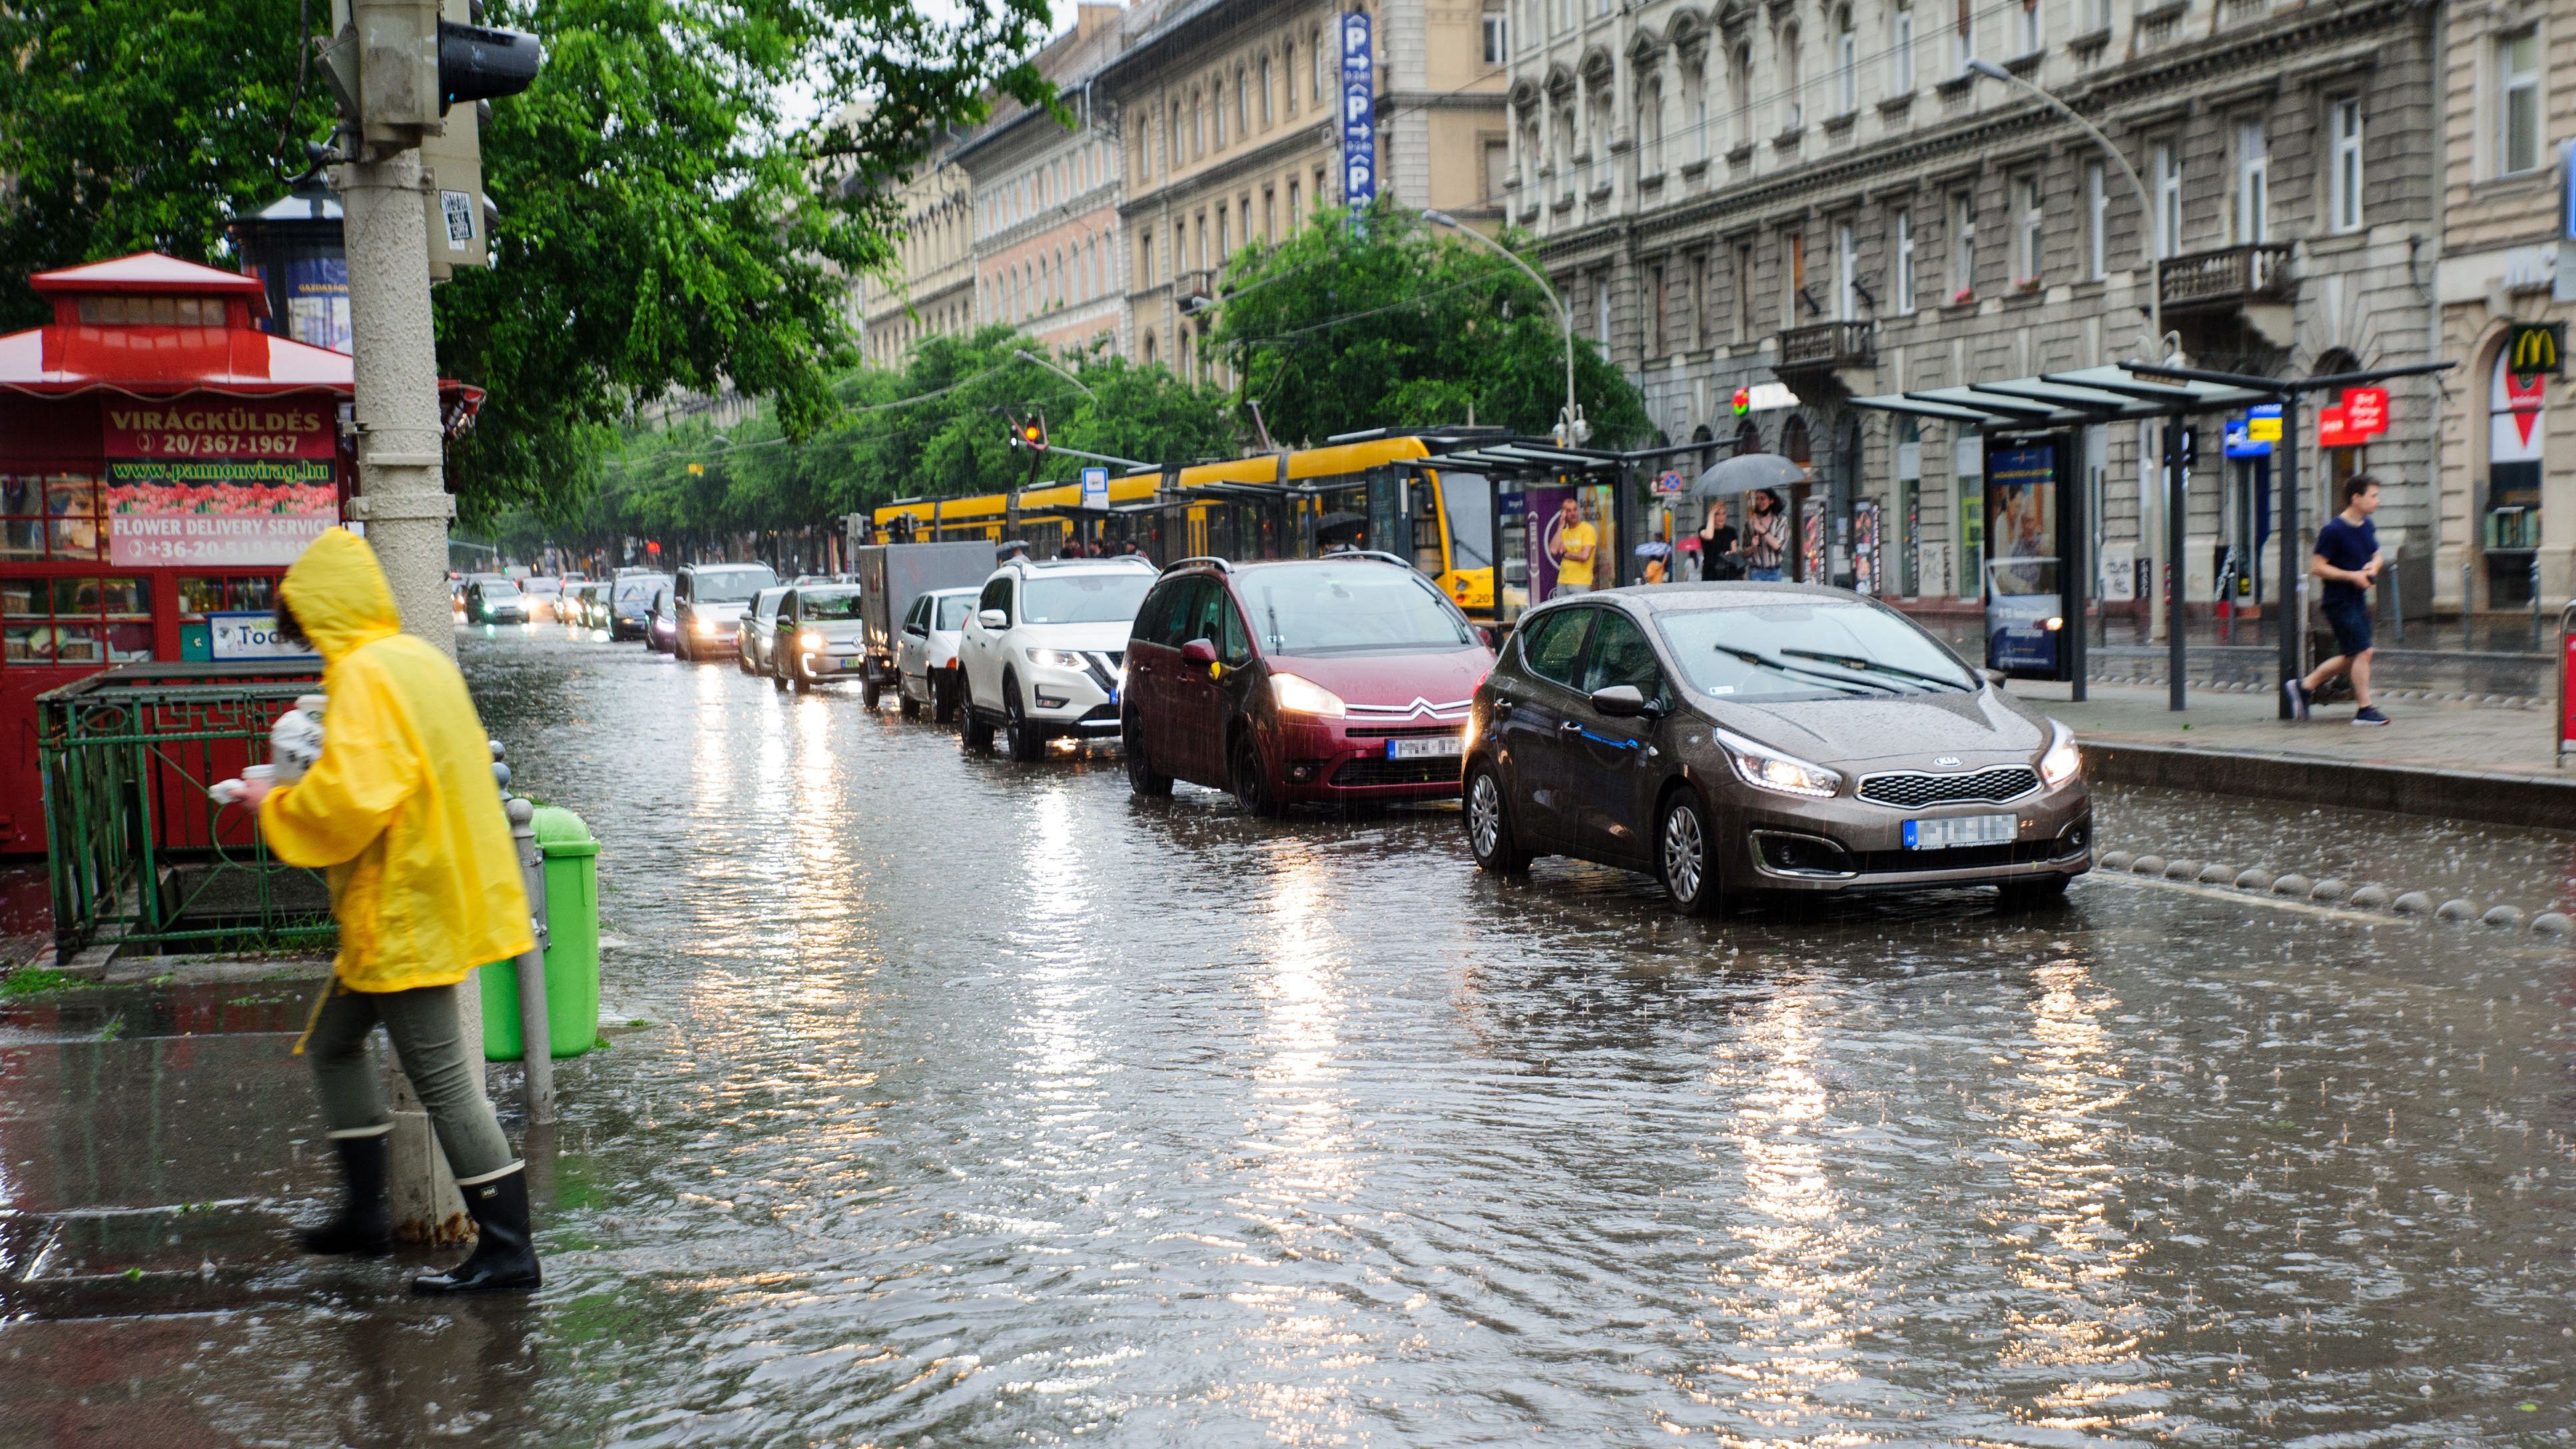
[1340,12,1375,208]
[1080,466,1108,511]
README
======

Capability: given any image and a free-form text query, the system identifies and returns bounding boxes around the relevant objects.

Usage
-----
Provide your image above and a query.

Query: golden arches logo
[2509,323,2561,378]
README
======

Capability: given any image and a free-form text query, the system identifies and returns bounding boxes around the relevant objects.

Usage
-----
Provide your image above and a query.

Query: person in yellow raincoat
[236,528,542,1294]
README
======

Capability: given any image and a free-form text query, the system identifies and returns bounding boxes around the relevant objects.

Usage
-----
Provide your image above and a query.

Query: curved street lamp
[1963,57,2174,363]
[1423,210,1588,444]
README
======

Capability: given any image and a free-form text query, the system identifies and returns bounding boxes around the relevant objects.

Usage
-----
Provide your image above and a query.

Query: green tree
[1207,202,1648,448]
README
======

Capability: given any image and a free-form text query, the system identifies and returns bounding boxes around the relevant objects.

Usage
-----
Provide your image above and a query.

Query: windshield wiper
[1707,643,1894,696]
[1778,648,1971,692]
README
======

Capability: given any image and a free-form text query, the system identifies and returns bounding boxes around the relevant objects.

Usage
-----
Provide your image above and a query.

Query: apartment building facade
[1094,0,1514,384]
[852,159,977,369]
[2433,0,2574,612]
[957,3,1131,358]
[1508,0,2441,610]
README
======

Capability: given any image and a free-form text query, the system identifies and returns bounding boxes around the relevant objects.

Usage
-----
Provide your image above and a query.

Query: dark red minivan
[1120,555,1496,813]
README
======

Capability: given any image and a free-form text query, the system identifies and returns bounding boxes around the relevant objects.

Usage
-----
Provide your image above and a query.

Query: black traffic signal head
[439,19,541,111]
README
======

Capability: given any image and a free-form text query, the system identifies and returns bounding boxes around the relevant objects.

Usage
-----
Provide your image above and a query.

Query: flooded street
[9,624,2576,1445]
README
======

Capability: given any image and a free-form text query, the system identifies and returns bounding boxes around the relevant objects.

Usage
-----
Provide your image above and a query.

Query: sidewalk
[2011,680,2575,828]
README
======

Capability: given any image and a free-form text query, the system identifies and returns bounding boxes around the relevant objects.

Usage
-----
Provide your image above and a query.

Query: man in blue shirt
[2284,474,2389,725]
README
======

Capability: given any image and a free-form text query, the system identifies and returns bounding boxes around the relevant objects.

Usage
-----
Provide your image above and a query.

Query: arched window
[1779,25,1802,132]
[1259,56,1273,125]
[1735,419,1762,454]
[1143,330,1157,366]
[1637,77,1664,174]
[1313,27,1327,102]
[1835,7,1857,115]
[1193,89,1206,156]
[1237,65,1250,134]
[1893,0,1915,94]
[1213,77,1227,147]
[1730,43,1754,146]
[1684,58,1708,163]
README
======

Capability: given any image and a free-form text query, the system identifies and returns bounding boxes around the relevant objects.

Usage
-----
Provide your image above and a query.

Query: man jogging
[2284,474,2390,726]
[236,528,543,1293]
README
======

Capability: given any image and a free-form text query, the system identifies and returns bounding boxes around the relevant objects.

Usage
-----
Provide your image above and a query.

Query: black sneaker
[2352,706,2390,726]
[2282,678,2311,721]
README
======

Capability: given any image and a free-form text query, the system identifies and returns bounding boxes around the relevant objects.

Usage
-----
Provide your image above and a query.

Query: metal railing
[41,662,331,955]
[2157,242,2294,310]
[1777,319,1876,370]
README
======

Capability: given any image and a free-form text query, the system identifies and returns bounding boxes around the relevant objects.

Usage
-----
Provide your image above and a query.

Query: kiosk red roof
[0,250,350,399]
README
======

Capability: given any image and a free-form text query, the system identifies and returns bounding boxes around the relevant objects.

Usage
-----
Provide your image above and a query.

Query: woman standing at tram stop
[232,528,543,1294]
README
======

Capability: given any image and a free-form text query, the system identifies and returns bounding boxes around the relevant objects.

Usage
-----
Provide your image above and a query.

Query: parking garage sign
[1341,13,1375,208]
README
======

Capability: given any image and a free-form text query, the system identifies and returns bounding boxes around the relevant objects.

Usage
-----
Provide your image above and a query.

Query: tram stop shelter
[1855,363,2320,710]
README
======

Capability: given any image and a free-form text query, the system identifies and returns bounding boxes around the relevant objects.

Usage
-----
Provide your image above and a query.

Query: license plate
[1387,735,1464,760]
[842,657,862,669]
[1904,813,2019,850]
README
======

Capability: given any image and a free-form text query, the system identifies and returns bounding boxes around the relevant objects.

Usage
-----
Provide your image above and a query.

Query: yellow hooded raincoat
[260,529,531,992]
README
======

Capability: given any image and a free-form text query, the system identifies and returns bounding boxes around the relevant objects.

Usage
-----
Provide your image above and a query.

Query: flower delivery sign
[101,400,340,566]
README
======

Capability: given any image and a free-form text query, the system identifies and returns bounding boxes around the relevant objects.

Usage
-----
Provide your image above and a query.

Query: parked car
[671,562,779,662]
[1459,582,2091,913]
[739,586,789,676]
[958,556,1157,759]
[896,587,978,723]
[1121,556,1494,813]
[773,584,866,692]
[611,572,671,641]
[521,576,564,621]
[465,577,527,624]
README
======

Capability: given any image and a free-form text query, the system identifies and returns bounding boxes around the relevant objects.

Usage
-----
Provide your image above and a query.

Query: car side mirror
[1590,684,1650,717]
[977,608,1008,630]
[1181,638,1219,666]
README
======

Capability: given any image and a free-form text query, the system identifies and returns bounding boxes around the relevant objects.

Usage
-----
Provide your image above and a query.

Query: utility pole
[315,0,542,1244]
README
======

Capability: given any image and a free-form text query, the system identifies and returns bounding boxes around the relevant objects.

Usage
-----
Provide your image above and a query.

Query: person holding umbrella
[1743,489,1788,581]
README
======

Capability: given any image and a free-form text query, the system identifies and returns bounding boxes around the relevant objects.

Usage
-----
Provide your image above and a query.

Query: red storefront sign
[2317,386,2392,448]
[101,399,339,566]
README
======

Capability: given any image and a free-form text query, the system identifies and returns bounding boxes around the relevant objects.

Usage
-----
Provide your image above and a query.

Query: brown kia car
[1461,583,2091,912]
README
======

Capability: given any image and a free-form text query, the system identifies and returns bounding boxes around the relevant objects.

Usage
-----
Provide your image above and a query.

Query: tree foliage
[520,327,1236,547]
[1207,203,1648,449]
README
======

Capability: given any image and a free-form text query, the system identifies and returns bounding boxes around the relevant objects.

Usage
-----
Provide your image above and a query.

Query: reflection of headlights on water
[1716,725,1843,798]
[2039,719,2082,787]
[800,630,824,651]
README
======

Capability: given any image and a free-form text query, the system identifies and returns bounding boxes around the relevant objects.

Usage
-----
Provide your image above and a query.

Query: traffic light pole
[339,144,477,1246]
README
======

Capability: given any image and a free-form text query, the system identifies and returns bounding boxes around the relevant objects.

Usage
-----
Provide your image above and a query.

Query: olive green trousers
[306,980,518,1185]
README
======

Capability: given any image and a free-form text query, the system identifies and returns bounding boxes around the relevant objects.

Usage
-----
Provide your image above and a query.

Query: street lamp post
[1423,210,1585,446]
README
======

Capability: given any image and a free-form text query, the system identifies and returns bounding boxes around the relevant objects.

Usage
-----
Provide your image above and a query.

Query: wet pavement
[5,622,2576,1446]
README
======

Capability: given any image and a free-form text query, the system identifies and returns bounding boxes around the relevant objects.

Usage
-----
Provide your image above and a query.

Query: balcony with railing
[1776,319,1876,373]
[2157,243,2294,313]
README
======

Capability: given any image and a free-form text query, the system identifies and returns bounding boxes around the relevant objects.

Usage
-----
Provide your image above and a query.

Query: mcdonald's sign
[2507,321,2563,380]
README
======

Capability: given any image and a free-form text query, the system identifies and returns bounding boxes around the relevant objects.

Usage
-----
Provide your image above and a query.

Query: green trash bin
[481,805,602,1061]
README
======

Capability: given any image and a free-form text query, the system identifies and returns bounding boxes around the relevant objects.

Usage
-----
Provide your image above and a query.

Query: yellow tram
[867,432,1509,618]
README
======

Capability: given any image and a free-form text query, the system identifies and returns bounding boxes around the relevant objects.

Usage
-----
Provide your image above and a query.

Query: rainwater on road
[6,624,2576,1447]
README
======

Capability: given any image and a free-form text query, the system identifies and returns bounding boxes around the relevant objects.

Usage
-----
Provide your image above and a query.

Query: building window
[0,474,107,563]
[1730,44,1754,146]
[1216,207,1229,262]
[1734,241,1755,340]
[1949,191,1974,300]
[1835,222,1856,318]
[1835,7,1857,115]
[2489,346,2547,593]
[1263,186,1277,239]
[1779,25,1803,131]
[2500,30,2542,175]
[1483,4,1508,64]
[1313,27,1328,102]
[1193,89,1207,157]
[2152,140,2181,258]
[1954,1,1973,77]
[1684,59,1708,163]
[1893,0,1916,93]
[1484,139,1508,200]
[2014,175,2043,284]
[2016,0,2040,55]
[1782,229,1805,327]
[1213,78,1227,148]
[1236,67,1249,135]
[1638,79,1664,173]
[1688,253,1708,348]
[1895,207,1916,312]
[1,572,151,666]
[1283,41,1298,115]
[1139,227,1153,286]
[2235,121,2268,243]
[1594,275,1611,342]
[2328,97,2364,233]
[1259,57,1273,125]
[1650,264,1668,355]
[1288,178,1301,219]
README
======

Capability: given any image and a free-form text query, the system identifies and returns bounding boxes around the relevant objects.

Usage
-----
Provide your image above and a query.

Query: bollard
[2464,560,2475,652]
[505,795,555,1125]
[2560,600,2576,769]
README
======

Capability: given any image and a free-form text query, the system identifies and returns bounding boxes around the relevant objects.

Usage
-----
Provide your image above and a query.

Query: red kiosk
[0,252,360,855]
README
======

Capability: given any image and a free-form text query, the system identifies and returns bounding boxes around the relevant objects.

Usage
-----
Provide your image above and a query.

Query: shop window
[1,474,107,561]
[178,576,278,618]
[1,575,151,666]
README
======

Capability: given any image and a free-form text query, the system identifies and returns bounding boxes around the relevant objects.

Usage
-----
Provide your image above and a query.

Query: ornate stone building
[852,157,977,368]
[1507,0,2441,612]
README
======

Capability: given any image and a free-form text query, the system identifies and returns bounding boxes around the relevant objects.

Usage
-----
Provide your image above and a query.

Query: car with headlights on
[464,577,527,625]
[774,584,865,692]
[1460,582,2089,912]
[739,586,789,676]
[671,562,779,662]
[1122,554,1494,813]
[611,572,671,641]
[896,586,977,723]
[958,556,1157,759]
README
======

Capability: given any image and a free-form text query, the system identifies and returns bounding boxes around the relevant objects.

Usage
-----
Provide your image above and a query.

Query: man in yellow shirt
[236,529,541,1294]
[1551,494,1599,596]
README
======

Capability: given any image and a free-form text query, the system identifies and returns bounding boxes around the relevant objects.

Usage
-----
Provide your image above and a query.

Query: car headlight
[1024,646,1083,669]
[693,616,717,635]
[1269,672,1347,718]
[1714,725,1843,798]
[801,630,824,651]
[2039,719,2082,787]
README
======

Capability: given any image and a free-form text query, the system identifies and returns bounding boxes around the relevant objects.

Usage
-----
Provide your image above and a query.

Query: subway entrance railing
[40,662,332,957]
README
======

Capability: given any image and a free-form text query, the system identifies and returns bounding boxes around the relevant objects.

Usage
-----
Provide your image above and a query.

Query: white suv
[958,556,1157,760]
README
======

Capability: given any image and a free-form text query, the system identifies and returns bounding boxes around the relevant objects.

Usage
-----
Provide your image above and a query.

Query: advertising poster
[1523,485,1570,601]
[1851,498,1881,596]
[1984,443,2061,676]
[281,255,352,354]
[101,400,340,567]
[1798,494,1826,582]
